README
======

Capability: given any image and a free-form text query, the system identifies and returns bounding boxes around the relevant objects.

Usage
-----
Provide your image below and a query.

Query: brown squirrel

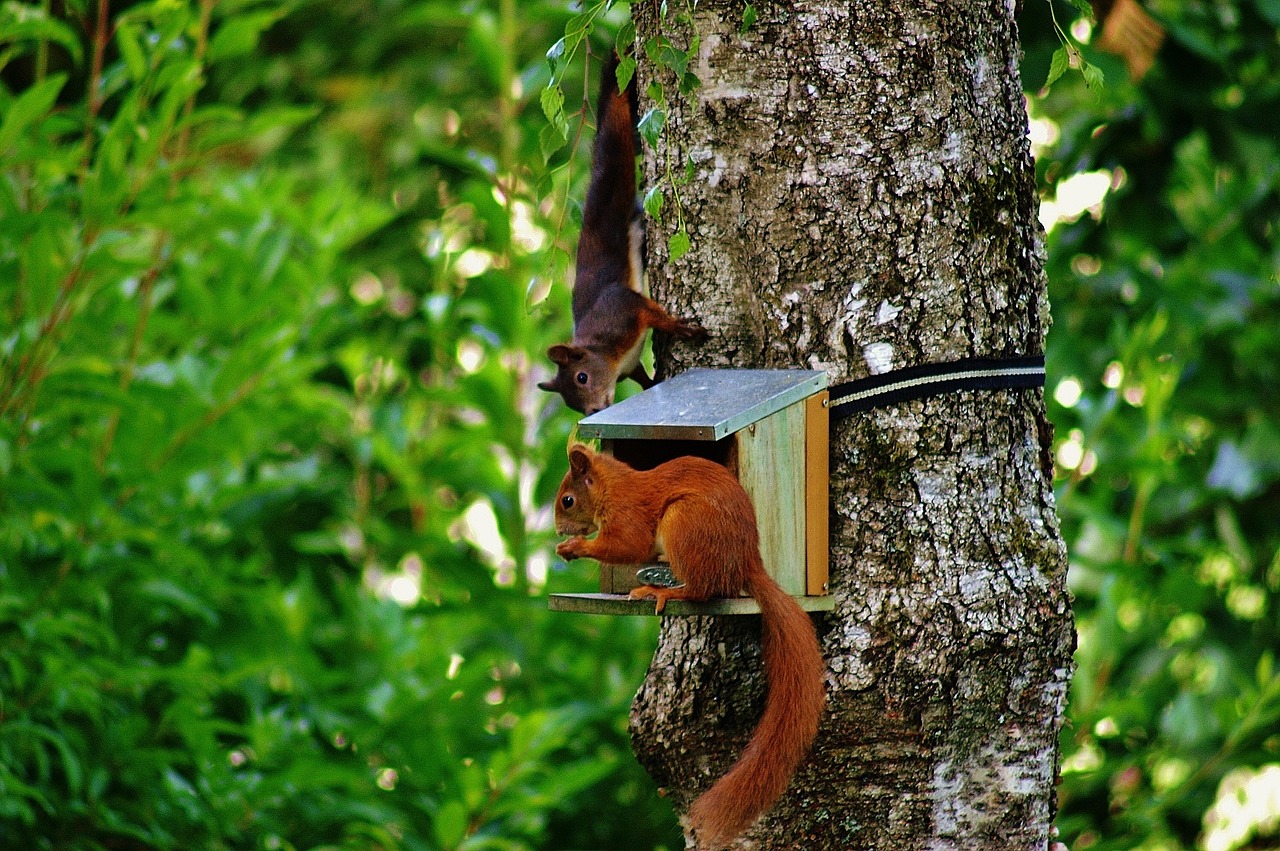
[538,54,706,415]
[553,444,826,848]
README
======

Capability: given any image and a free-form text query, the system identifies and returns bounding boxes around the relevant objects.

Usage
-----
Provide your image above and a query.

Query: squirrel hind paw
[628,584,686,613]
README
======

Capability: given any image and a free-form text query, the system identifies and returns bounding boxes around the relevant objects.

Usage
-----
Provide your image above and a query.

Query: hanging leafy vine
[541,0,730,262]
[1044,0,1105,90]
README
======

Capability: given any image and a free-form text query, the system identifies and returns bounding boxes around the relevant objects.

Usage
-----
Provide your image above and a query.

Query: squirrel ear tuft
[547,344,584,365]
[568,444,593,475]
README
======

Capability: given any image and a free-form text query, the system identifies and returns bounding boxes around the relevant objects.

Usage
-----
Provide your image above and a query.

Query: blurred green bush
[1023,2,1280,849]
[1,0,674,848]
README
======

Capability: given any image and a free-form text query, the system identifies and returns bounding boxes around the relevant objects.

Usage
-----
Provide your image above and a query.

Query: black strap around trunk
[828,355,1045,419]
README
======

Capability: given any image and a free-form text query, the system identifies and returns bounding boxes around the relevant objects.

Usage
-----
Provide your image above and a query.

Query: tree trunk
[631,1,1074,849]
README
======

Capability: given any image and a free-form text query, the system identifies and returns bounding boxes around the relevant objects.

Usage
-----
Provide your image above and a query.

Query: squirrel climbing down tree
[553,444,826,848]
[538,53,706,415]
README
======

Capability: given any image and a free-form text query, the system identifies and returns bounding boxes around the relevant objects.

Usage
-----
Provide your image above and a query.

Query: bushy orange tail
[686,570,826,848]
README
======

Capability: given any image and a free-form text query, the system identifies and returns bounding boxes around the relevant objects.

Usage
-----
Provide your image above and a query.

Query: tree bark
[631,2,1074,849]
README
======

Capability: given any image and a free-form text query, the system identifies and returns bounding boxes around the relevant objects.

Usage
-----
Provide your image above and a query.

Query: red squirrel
[553,444,826,848]
[538,54,706,415]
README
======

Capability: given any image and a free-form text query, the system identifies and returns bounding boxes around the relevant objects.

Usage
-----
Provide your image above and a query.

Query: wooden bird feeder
[549,368,834,616]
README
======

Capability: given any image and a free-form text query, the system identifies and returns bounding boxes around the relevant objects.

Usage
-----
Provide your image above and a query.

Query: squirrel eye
[561,494,575,509]
[575,372,588,385]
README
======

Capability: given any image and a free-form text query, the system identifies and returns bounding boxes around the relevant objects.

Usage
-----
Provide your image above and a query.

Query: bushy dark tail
[686,570,826,848]
[581,51,637,243]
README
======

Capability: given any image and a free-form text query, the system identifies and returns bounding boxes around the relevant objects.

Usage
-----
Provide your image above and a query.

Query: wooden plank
[735,400,807,595]
[549,592,837,616]
[806,391,831,595]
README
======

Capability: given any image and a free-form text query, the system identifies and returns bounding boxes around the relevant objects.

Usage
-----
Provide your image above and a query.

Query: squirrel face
[553,445,601,536]
[538,345,615,415]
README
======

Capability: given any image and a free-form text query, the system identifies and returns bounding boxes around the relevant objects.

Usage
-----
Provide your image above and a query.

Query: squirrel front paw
[556,538,588,560]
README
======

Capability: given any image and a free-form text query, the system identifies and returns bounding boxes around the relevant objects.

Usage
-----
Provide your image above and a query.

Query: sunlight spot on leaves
[351,272,383,305]
[1057,428,1086,470]
[1039,169,1113,231]
[1062,740,1102,774]
[453,248,492,278]
[1054,376,1083,408]
[1202,764,1280,851]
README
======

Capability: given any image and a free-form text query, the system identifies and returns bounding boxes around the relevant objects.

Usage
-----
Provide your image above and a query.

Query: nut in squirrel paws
[556,538,589,560]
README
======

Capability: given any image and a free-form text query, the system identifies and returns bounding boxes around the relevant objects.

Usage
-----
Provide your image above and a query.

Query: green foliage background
[1023,2,1280,849]
[0,1,1276,849]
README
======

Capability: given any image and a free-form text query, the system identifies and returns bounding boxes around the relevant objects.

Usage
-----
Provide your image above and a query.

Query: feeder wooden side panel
[735,400,807,596]
[806,391,830,595]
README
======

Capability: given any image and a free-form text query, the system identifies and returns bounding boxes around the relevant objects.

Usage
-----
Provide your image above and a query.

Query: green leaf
[643,34,664,64]
[1080,59,1105,90]
[0,7,84,65]
[637,107,665,148]
[87,88,141,205]
[539,83,564,125]
[115,20,147,80]
[1045,46,1069,89]
[549,756,617,799]
[545,36,566,72]
[616,55,636,93]
[615,19,636,53]
[539,121,567,162]
[667,228,690,260]
[6,722,84,797]
[242,105,321,138]
[0,73,66,154]
[741,3,758,34]
[658,44,688,80]
[1257,652,1275,688]
[642,185,664,220]
[208,11,283,62]
[538,84,569,162]
[140,579,219,625]
[565,9,593,37]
